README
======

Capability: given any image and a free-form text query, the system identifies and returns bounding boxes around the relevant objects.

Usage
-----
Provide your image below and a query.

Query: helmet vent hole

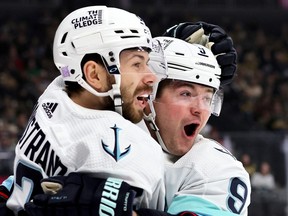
[115,30,124,33]
[62,52,67,56]
[130,29,138,33]
[175,52,184,56]
[196,75,200,79]
[70,69,75,74]
[61,32,68,44]
[209,78,213,82]
[121,36,139,39]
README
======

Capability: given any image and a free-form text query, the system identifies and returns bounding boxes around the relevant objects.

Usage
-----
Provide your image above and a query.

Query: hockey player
[144,37,251,216]
[5,5,167,216]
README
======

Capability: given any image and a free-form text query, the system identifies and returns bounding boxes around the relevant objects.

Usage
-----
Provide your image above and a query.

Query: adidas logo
[42,102,58,119]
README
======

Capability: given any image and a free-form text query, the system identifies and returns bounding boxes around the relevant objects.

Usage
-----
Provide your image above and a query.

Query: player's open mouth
[137,95,149,102]
[136,94,150,108]
[184,123,199,137]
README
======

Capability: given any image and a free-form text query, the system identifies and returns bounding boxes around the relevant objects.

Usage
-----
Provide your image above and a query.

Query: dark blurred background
[0,0,288,215]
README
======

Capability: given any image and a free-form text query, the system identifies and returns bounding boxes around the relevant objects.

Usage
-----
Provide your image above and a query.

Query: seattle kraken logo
[102,124,131,161]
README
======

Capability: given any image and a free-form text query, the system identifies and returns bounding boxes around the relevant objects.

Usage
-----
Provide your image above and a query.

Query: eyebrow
[128,53,150,63]
[171,81,214,93]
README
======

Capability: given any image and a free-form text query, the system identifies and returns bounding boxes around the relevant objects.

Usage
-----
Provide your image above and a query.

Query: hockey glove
[24,172,136,216]
[163,22,237,86]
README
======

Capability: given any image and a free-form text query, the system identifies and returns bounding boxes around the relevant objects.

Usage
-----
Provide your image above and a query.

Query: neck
[70,90,114,110]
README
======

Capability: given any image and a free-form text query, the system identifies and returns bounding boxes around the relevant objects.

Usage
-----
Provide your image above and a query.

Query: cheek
[199,111,211,131]
[155,103,181,124]
[121,74,139,90]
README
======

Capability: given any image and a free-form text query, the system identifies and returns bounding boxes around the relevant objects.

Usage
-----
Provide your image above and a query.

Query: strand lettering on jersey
[18,115,67,176]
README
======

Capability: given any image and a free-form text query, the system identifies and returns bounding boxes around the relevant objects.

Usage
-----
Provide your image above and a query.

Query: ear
[83,61,104,90]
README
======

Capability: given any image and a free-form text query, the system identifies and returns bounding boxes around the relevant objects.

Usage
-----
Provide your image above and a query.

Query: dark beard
[121,85,152,124]
[122,102,144,124]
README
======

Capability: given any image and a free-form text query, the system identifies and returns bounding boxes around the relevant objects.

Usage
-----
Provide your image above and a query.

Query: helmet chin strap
[111,74,122,115]
[75,74,123,115]
[144,100,170,153]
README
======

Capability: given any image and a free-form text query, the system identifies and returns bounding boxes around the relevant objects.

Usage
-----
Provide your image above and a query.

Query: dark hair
[65,53,104,96]
[155,79,173,98]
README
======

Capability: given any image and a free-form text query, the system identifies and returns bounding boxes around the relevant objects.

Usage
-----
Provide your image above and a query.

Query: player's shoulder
[182,135,248,176]
[193,135,235,159]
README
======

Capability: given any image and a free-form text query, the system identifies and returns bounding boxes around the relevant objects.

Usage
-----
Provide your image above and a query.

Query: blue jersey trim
[168,195,239,216]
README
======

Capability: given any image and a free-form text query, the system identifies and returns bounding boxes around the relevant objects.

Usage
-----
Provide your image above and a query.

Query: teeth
[137,94,150,101]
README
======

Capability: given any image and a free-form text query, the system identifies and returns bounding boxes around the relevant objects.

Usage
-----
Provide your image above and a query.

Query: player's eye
[202,96,212,105]
[180,91,192,97]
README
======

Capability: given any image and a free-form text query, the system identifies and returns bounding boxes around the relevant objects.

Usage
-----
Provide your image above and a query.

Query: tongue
[137,96,148,103]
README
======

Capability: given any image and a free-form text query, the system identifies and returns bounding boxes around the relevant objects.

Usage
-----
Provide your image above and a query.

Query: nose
[189,96,206,114]
[143,66,157,85]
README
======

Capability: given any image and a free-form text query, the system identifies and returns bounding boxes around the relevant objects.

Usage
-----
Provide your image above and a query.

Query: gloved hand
[163,22,237,86]
[24,172,136,216]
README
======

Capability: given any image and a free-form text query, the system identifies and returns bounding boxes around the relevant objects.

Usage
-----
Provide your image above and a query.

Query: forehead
[120,48,149,61]
[165,80,214,92]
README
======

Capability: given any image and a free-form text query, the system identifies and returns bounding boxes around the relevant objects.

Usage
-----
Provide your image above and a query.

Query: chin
[123,109,143,124]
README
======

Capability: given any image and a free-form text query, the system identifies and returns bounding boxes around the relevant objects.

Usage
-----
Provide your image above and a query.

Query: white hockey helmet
[155,36,221,90]
[53,6,153,105]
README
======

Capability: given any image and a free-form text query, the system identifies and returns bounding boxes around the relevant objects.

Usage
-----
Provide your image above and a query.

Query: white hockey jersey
[7,76,165,214]
[165,135,251,216]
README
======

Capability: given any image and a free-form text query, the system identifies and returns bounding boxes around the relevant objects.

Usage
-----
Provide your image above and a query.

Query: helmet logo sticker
[71,9,103,29]
[195,61,216,69]
[197,47,208,57]
[61,66,70,77]
[161,39,173,50]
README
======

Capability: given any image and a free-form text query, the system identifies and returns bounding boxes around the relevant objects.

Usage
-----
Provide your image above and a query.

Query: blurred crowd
[221,21,288,132]
[0,6,288,177]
